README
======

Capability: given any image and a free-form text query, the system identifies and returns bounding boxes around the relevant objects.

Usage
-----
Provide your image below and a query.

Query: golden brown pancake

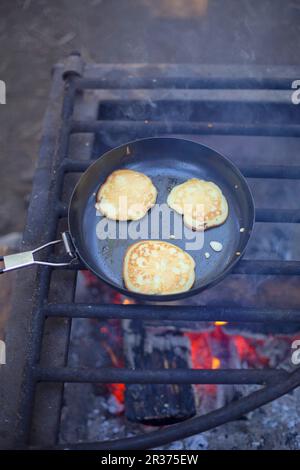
[167,178,228,231]
[95,169,157,221]
[123,240,195,295]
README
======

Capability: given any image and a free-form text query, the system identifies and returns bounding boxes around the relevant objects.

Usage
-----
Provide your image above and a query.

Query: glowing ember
[185,323,270,396]
[107,383,125,405]
[212,357,221,369]
[98,319,126,408]
[233,335,269,367]
[185,330,219,394]
[122,298,135,305]
[186,331,213,369]
[82,270,274,412]
[96,297,136,407]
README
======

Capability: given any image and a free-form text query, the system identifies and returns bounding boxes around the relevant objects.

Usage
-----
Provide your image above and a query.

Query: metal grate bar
[35,366,288,386]
[256,209,300,223]
[76,77,291,90]
[15,78,78,446]
[56,366,300,450]
[51,257,300,276]
[59,198,300,224]
[73,64,300,90]
[11,60,300,449]
[62,159,300,180]
[71,119,300,138]
[56,200,300,225]
[233,259,300,275]
[45,303,300,323]
[239,165,300,180]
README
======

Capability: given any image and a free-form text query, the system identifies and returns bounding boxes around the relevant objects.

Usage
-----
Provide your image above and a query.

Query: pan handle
[0,232,77,274]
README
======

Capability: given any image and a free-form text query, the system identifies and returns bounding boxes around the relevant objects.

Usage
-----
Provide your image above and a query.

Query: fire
[185,330,218,394]
[233,335,269,367]
[186,331,214,369]
[185,322,270,396]
[84,269,271,411]
[122,298,135,305]
[107,383,126,405]
[95,297,136,409]
[212,357,221,369]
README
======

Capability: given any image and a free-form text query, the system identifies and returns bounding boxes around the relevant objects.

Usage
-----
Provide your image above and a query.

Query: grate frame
[1,55,300,450]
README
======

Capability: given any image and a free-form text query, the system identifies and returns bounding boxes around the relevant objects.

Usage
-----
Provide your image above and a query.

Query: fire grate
[1,54,300,450]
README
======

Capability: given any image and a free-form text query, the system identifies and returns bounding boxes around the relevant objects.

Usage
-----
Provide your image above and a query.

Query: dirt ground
[1,0,300,236]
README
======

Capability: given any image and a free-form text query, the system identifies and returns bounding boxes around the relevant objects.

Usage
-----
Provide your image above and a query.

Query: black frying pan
[1,137,254,301]
[67,137,255,301]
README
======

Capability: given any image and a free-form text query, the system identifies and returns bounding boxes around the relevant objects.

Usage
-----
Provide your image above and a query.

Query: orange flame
[122,298,135,305]
[108,383,126,404]
[212,357,221,369]
[185,322,270,397]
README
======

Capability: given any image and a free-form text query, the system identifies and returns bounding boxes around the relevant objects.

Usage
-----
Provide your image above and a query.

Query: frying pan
[1,137,255,301]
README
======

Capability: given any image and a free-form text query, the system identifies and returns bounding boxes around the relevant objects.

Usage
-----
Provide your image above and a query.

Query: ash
[60,369,300,449]
[60,316,142,444]
[59,275,300,450]
[158,387,300,450]
[61,347,300,450]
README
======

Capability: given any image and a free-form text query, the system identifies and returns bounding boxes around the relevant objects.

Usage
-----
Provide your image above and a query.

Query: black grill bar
[51,256,300,276]
[239,165,300,180]
[55,366,300,450]
[75,77,291,90]
[11,60,300,450]
[256,209,300,223]
[72,64,300,90]
[71,119,300,138]
[62,159,300,180]
[233,260,300,275]
[57,199,300,224]
[45,303,300,323]
[14,77,78,446]
[35,366,288,386]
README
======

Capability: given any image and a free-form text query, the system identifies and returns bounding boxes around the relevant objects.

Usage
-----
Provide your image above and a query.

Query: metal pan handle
[0,232,77,274]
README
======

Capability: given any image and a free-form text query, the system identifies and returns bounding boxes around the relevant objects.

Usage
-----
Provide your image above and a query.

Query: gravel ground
[1,0,300,235]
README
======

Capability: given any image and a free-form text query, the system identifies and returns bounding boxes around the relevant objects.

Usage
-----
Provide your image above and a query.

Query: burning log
[123,320,196,425]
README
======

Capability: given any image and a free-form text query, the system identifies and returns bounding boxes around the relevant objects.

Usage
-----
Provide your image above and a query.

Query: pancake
[167,178,228,231]
[95,169,157,221]
[123,240,195,295]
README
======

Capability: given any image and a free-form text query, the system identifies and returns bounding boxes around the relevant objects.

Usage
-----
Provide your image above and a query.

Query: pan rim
[68,136,255,301]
